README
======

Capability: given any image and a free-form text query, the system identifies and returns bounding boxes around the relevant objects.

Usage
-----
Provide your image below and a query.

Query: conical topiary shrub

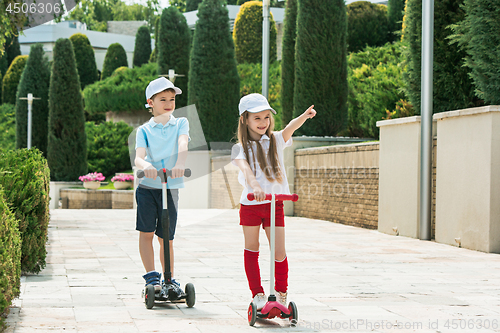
[70,33,98,90]
[2,55,28,105]
[101,43,128,80]
[133,26,151,68]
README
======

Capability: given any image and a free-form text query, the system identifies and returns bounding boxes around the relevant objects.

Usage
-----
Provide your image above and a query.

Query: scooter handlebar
[247,193,299,202]
[137,168,191,179]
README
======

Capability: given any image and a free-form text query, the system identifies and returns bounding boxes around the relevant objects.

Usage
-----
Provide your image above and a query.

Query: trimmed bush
[188,0,240,145]
[83,62,158,115]
[347,1,389,53]
[70,33,98,90]
[347,42,407,138]
[0,148,49,274]
[387,0,405,40]
[2,55,28,105]
[157,6,191,108]
[0,184,21,331]
[0,104,15,151]
[47,38,88,181]
[186,0,202,11]
[238,61,282,130]
[402,0,479,114]
[294,0,348,136]
[450,0,500,104]
[15,44,50,155]
[86,121,134,178]
[133,26,151,68]
[101,43,128,80]
[281,0,297,125]
[5,36,20,71]
[233,1,277,64]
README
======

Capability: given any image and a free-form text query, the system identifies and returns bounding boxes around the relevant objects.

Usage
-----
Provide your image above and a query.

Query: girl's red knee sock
[244,249,264,297]
[275,256,288,293]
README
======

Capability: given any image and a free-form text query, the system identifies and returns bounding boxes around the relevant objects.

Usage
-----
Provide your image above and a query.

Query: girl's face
[148,90,176,117]
[246,110,271,140]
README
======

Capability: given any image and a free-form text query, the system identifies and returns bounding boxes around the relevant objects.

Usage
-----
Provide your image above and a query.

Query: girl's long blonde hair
[237,111,283,183]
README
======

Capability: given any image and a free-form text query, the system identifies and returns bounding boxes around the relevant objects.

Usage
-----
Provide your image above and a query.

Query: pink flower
[79,172,105,182]
[111,173,134,182]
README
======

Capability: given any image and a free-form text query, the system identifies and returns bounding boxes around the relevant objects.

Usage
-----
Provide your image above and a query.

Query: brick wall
[294,143,380,229]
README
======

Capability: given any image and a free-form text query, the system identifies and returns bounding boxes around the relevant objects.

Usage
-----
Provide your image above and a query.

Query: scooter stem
[270,193,276,297]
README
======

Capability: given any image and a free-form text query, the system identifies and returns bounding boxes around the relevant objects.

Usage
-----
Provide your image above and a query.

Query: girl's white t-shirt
[231,130,293,205]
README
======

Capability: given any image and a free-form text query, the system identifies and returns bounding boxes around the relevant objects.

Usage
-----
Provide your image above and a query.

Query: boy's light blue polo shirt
[135,115,190,189]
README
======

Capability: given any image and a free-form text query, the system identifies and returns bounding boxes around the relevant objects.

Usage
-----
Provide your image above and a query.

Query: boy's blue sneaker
[143,271,161,292]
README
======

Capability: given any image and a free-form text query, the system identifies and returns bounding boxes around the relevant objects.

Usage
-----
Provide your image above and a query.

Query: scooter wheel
[288,301,298,326]
[185,283,196,308]
[145,285,155,309]
[248,302,257,326]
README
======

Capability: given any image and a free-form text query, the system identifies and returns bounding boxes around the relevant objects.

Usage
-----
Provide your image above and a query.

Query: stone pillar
[434,105,500,253]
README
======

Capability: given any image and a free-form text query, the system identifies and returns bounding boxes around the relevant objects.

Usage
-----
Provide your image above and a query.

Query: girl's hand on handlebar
[144,165,157,179]
[171,165,185,179]
[253,187,266,202]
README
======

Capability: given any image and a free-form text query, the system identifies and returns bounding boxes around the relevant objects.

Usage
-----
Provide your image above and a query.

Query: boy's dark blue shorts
[136,186,179,240]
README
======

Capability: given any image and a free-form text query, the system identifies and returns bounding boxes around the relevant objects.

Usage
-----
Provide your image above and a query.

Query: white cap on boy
[238,93,277,116]
[145,77,182,108]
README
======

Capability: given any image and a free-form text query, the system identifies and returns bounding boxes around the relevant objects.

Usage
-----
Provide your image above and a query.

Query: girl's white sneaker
[276,291,287,306]
[252,293,267,310]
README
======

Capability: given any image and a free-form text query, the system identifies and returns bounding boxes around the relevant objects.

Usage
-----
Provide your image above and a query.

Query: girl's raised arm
[282,105,316,142]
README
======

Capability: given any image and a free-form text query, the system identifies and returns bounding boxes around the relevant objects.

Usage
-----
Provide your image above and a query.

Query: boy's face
[148,89,176,117]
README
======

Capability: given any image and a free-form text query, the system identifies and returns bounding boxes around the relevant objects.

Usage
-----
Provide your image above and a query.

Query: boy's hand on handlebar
[171,164,185,179]
[253,187,266,202]
[144,165,157,179]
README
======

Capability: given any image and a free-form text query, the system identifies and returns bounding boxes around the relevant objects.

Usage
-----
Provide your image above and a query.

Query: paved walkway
[5,209,500,333]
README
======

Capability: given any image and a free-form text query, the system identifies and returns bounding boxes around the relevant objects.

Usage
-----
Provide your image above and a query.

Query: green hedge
[237,61,282,130]
[347,42,407,138]
[2,55,28,105]
[0,148,50,274]
[83,62,158,115]
[0,184,21,332]
[347,1,389,53]
[86,121,134,178]
[0,104,15,151]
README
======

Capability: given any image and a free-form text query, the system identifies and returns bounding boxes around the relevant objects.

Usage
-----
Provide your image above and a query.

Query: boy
[134,77,190,291]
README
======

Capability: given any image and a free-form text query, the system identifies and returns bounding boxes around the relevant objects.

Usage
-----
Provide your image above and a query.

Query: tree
[158,7,191,108]
[70,33,99,90]
[188,0,240,145]
[186,0,202,11]
[450,0,500,104]
[347,1,389,53]
[133,26,152,68]
[169,0,186,12]
[294,0,348,136]
[47,38,87,181]
[233,1,277,64]
[101,43,128,80]
[0,1,25,53]
[402,0,479,114]
[2,55,28,105]
[15,44,50,155]
[281,0,297,125]
[387,0,405,41]
[0,35,21,77]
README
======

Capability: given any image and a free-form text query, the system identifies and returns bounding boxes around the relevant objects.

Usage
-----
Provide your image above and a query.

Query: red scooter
[246,193,299,326]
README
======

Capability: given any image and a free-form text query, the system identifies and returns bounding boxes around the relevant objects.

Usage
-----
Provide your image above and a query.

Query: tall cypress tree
[402,0,479,114]
[188,0,240,145]
[293,0,348,136]
[133,25,151,68]
[15,44,50,155]
[101,43,128,80]
[2,55,28,105]
[387,0,405,41]
[5,36,20,70]
[281,0,297,125]
[347,1,389,53]
[69,33,98,90]
[158,6,191,108]
[451,0,500,104]
[47,38,87,181]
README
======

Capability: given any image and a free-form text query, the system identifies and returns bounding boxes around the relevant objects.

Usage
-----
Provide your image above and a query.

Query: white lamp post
[159,69,185,83]
[19,93,41,149]
[262,0,271,99]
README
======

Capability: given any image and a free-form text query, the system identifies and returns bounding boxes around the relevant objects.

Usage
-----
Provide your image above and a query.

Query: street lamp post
[420,0,434,240]
[19,93,41,149]
[262,0,271,99]
[159,69,185,83]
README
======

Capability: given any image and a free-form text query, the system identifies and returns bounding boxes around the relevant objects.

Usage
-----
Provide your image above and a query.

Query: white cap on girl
[238,93,277,116]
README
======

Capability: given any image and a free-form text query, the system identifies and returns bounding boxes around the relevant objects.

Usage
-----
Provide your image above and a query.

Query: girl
[232,93,316,310]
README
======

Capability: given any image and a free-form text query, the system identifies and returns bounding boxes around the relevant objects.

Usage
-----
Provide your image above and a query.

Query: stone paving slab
[5,209,500,332]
